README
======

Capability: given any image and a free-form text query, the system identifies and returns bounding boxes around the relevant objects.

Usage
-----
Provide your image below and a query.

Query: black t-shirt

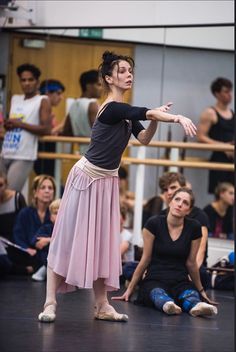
[85,102,147,169]
[159,206,210,266]
[143,215,202,283]
[0,192,26,241]
[188,206,210,229]
[203,204,233,239]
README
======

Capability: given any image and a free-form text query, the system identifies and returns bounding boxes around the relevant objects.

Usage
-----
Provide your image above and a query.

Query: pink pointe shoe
[189,302,218,317]
[94,303,128,322]
[163,301,182,315]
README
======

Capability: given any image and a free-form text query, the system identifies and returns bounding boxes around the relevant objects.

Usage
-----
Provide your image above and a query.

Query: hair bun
[102,51,117,63]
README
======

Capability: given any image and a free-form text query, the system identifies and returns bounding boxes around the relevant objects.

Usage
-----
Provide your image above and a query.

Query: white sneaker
[32,266,47,281]
[190,302,218,317]
[163,301,182,315]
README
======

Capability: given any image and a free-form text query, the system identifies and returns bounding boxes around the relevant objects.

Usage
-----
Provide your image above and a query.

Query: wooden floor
[0,276,234,352]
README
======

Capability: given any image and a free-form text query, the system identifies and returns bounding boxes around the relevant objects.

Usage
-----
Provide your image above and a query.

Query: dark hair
[118,166,128,180]
[39,79,65,94]
[79,70,99,92]
[214,182,234,200]
[210,77,233,96]
[158,174,168,192]
[120,205,127,220]
[16,63,41,80]
[99,51,134,90]
[161,172,186,189]
[170,187,195,209]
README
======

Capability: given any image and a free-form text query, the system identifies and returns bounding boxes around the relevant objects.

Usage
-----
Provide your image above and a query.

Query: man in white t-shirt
[0,64,51,191]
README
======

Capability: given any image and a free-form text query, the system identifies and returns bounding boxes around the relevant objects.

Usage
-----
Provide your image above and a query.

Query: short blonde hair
[49,198,61,213]
[214,182,234,200]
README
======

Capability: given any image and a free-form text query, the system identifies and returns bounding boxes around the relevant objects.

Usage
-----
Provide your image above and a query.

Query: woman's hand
[111,287,133,302]
[26,248,37,256]
[176,115,197,137]
[35,237,51,250]
[200,290,219,305]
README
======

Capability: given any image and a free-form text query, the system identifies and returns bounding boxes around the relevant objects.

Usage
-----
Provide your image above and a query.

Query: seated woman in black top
[203,182,234,240]
[113,188,218,317]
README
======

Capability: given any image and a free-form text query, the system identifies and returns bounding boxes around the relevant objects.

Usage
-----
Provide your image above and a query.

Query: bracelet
[199,288,204,293]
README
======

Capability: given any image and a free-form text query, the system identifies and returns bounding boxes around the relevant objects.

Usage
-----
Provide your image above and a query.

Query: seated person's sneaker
[32,266,46,281]
[189,302,218,317]
[163,301,182,315]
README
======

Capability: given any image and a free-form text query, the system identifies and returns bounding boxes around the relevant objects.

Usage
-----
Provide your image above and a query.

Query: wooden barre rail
[38,152,234,171]
[40,136,234,152]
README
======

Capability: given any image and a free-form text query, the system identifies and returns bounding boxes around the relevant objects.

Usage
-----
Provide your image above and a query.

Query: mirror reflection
[0,26,234,251]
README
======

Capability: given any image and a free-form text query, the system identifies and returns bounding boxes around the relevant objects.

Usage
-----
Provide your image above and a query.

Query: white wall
[104,27,234,51]
[7,0,234,26]
[0,1,234,50]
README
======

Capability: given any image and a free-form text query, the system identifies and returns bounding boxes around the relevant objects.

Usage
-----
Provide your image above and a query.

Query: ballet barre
[38,136,234,245]
[40,136,234,152]
[38,152,234,171]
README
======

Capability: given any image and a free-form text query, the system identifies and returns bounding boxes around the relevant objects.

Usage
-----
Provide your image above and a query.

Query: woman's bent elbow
[138,137,151,145]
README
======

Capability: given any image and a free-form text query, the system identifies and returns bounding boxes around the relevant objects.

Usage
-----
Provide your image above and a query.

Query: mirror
[0,25,234,245]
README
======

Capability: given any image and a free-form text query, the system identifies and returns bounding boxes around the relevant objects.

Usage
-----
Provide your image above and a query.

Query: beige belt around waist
[76,156,119,180]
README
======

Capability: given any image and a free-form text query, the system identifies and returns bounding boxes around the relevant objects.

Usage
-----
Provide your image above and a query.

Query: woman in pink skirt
[38,51,197,323]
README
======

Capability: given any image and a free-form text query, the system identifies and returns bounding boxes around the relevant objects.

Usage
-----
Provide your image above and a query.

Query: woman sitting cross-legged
[113,187,218,317]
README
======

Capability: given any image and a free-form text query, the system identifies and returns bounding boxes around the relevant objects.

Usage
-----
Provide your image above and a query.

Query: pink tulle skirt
[47,159,121,293]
